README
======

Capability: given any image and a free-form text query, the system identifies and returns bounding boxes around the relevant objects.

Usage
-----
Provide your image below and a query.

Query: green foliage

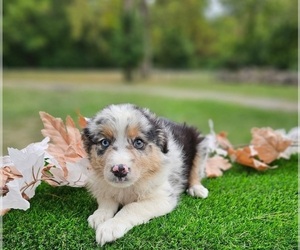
[65,0,122,67]
[217,0,298,69]
[151,0,214,68]
[155,29,195,68]
[3,0,118,68]
[3,0,51,66]
[3,0,298,69]
[112,8,144,81]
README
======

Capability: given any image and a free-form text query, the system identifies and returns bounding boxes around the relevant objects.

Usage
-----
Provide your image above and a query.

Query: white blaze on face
[86,104,167,189]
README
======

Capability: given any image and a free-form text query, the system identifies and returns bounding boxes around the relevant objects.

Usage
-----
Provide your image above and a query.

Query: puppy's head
[82,104,168,188]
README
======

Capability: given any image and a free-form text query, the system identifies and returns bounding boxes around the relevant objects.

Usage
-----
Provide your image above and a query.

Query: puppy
[82,104,209,246]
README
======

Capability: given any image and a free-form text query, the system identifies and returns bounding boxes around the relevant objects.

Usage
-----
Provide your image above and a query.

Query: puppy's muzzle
[111,164,129,178]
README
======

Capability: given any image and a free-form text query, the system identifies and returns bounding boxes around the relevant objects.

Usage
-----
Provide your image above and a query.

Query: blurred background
[2,0,298,150]
[3,0,298,75]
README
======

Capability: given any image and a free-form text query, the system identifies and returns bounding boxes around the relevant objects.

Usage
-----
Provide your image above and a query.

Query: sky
[204,0,226,19]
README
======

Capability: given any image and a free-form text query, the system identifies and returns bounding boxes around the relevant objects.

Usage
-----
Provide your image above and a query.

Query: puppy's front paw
[88,209,114,229]
[96,219,129,246]
[187,184,209,198]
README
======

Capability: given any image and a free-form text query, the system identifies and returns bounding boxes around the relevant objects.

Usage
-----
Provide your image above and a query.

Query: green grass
[2,87,298,150]
[3,156,298,249]
[3,69,298,101]
[2,70,298,249]
[153,72,298,101]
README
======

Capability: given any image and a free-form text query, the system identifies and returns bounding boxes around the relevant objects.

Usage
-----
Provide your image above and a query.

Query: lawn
[3,69,298,101]
[2,70,298,249]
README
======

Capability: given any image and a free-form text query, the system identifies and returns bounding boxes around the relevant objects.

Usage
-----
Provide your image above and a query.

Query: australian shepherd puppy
[82,104,209,246]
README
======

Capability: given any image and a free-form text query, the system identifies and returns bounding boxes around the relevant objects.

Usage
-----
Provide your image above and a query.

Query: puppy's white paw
[187,185,209,198]
[88,209,114,229]
[96,219,129,246]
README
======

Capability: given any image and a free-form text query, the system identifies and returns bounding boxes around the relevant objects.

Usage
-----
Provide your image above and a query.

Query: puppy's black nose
[111,164,129,178]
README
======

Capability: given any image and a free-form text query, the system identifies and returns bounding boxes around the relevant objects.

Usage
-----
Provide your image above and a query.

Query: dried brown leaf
[251,127,292,163]
[216,131,233,150]
[39,112,87,177]
[1,166,23,194]
[206,155,232,178]
[228,147,270,171]
[77,111,88,129]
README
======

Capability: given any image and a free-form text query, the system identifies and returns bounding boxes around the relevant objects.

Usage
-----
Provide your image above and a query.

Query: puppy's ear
[81,127,93,154]
[155,128,168,154]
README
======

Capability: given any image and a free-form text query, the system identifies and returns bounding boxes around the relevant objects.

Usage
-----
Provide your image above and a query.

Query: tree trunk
[124,67,133,82]
[123,0,134,83]
[140,0,152,79]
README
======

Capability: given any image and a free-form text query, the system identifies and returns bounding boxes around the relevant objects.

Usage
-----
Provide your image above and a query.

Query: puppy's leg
[88,198,119,230]
[95,188,176,246]
[187,151,209,198]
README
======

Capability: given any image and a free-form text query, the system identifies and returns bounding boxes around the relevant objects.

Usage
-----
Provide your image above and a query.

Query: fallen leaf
[77,110,88,129]
[40,112,90,187]
[1,178,30,213]
[216,131,233,150]
[276,127,299,159]
[206,120,232,156]
[42,158,89,187]
[8,144,46,199]
[39,112,87,177]
[0,166,23,195]
[228,146,270,171]
[1,138,48,215]
[2,166,23,180]
[251,127,292,163]
[206,155,232,178]
[0,156,21,189]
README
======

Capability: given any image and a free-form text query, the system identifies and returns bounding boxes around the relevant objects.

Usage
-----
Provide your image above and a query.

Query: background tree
[66,0,121,68]
[139,0,152,79]
[217,0,298,69]
[112,0,144,82]
[3,0,298,71]
[151,0,214,68]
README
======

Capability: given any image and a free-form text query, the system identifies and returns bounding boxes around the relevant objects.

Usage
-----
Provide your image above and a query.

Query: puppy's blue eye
[133,139,144,149]
[100,139,110,148]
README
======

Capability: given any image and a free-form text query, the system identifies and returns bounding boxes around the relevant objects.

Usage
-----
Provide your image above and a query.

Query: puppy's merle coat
[82,104,208,246]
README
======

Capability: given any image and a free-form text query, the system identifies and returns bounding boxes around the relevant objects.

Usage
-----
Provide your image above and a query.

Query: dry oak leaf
[206,155,232,178]
[42,158,89,187]
[77,110,89,129]
[251,127,292,164]
[0,166,23,193]
[0,156,23,196]
[216,131,233,150]
[39,112,87,177]
[1,138,49,215]
[277,127,300,159]
[228,146,270,171]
